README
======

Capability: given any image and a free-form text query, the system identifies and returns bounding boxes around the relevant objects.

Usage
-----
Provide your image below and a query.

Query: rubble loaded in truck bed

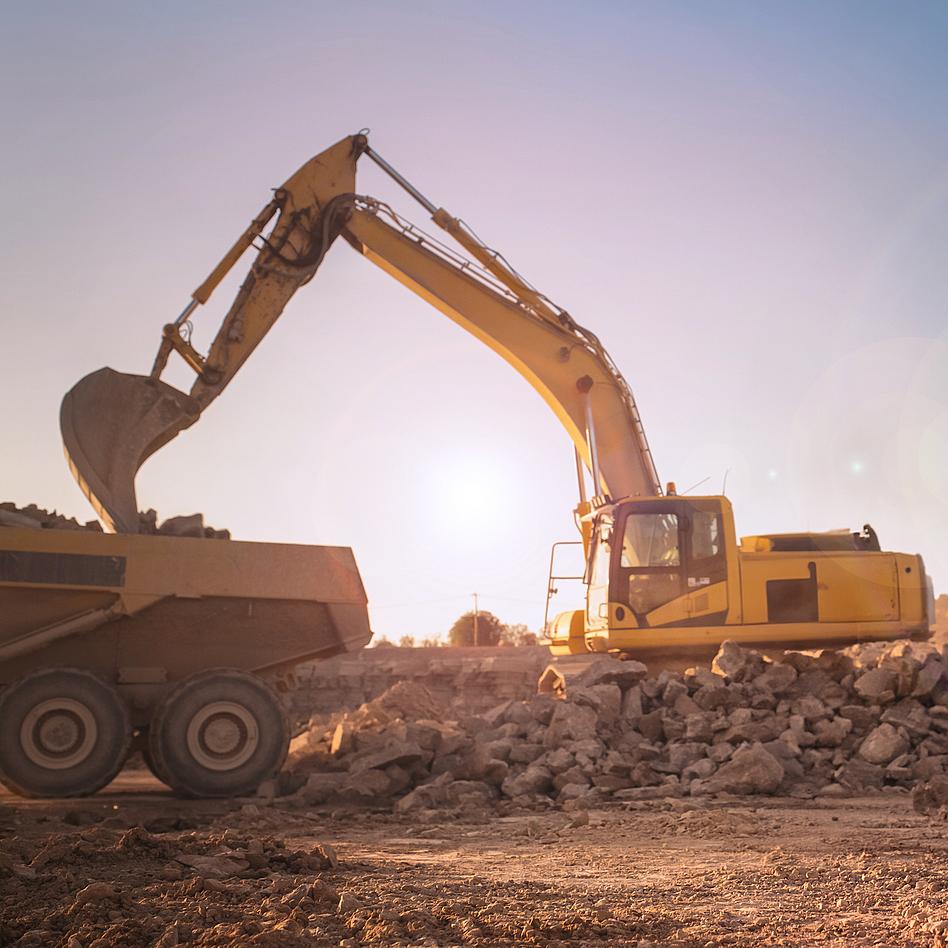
[0,502,230,538]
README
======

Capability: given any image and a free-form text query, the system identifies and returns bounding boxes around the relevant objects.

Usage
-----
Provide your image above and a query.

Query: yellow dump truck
[0,524,371,798]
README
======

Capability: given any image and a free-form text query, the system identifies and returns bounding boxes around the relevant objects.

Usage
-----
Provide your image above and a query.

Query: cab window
[691,511,721,561]
[587,518,613,588]
[621,513,680,568]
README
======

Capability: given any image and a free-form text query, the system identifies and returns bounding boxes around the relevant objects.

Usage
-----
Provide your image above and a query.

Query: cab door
[612,499,728,627]
[585,514,614,632]
[617,506,685,620]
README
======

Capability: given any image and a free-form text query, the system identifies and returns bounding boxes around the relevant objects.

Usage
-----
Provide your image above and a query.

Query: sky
[2,1,946,641]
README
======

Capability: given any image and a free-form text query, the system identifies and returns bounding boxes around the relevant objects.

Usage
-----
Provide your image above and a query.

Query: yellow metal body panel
[896,553,929,626]
[740,552,900,624]
[588,619,918,653]
[645,580,729,627]
[567,494,931,657]
[0,527,367,649]
[344,207,660,501]
[547,609,588,656]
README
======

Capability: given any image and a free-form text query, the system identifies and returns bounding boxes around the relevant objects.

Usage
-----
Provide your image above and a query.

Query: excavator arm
[342,201,659,500]
[61,134,660,533]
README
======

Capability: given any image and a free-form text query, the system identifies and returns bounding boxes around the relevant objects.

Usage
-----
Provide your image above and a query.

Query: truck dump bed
[0,525,372,798]
[0,526,372,687]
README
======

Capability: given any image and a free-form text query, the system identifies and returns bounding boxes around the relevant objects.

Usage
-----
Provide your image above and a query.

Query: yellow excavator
[61,133,934,667]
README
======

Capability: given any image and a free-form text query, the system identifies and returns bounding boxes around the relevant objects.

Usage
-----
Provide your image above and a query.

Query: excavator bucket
[60,368,201,533]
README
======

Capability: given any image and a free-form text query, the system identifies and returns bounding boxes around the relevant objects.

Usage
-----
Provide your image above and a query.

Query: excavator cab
[548,490,932,666]
[544,494,737,669]
[584,496,734,639]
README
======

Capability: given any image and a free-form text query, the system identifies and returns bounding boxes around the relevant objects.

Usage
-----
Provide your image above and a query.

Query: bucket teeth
[60,368,201,533]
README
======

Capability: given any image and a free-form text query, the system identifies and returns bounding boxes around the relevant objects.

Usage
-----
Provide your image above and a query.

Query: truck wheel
[149,669,289,798]
[0,668,130,798]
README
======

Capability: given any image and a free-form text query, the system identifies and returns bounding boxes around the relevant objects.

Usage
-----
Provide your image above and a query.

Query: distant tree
[448,610,505,647]
[501,623,539,647]
[420,637,442,648]
[398,634,416,648]
[372,636,396,648]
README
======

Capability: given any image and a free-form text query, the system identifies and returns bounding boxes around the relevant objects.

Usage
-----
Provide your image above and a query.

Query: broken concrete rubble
[278,638,948,816]
[0,501,230,538]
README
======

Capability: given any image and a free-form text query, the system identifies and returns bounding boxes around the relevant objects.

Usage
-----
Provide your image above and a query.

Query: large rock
[349,740,427,773]
[912,775,948,816]
[812,716,853,748]
[543,701,598,746]
[693,683,739,711]
[394,773,453,813]
[662,742,707,774]
[569,684,622,725]
[858,723,909,765]
[501,764,553,798]
[296,771,347,804]
[913,658,946,698]
[751,662,798,695]
[712,641,765,683]
[344,769,393,800]
[684,713,714,743]
[507,742,544,764]
[881,699,931,738]
[158,513,205,538]
[446,780,496,809]
[912,756,948,781]
[838,705,878,731]
[351,681,445,728]
[783,649,854,681]
[691,742,784,795]
[571,657,649,690]
[853,668,897,704]
[835,758,884,791]
[456,744,509,785]
[637,710,665,742]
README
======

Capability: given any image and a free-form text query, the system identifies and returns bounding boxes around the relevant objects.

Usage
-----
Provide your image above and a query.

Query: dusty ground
[2,775,947,947]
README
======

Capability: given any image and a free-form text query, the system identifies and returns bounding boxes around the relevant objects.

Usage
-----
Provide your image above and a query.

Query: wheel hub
[185,701,259,771]
[21,698,98,770]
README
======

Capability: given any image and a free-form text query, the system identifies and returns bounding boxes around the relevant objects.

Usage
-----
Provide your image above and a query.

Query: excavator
[61,132,934,669]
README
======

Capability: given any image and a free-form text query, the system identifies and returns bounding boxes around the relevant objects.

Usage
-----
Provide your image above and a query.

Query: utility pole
[472,592,480,647]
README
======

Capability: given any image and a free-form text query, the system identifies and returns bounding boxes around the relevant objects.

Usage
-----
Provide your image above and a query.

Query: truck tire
[149,668,289,798]
[141,738,171,787]
[0,668,130,798]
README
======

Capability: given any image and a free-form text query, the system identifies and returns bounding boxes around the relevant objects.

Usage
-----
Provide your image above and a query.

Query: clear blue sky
[2,1,946,639]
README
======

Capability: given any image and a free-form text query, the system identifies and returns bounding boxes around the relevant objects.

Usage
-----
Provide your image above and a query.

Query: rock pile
[0,502,102,532]
[0,502,230,539]
[287,646,549,721]
[284,638,948,812]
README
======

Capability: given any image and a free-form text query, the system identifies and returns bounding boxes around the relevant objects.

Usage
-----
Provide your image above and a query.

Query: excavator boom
[61,134,659,532]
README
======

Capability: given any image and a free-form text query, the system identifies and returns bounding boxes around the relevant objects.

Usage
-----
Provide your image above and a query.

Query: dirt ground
[2,774,947,947]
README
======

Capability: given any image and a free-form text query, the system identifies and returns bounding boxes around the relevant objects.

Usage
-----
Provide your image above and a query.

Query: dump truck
[0,522,371,798]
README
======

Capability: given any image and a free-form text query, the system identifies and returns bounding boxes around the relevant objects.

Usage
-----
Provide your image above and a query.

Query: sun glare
[428,456,509,538]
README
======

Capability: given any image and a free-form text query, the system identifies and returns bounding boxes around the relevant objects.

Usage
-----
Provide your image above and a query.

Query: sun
[428,455,509,537]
